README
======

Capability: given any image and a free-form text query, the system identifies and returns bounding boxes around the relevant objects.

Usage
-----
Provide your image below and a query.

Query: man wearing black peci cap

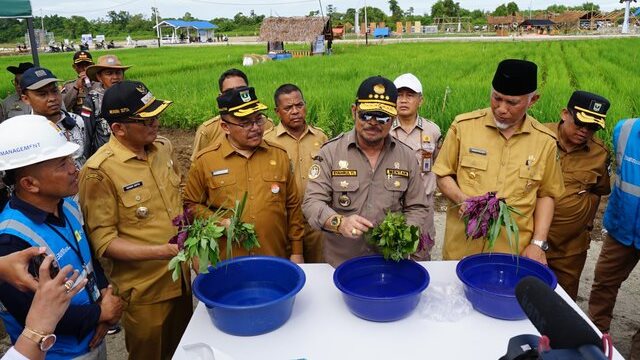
[184,86,305,263]
[433,59,565,264]
[61,51,94,115]
[545,91,611,300]
[302,76,428,267]
[1,62,34,122]
[78,80,192,359]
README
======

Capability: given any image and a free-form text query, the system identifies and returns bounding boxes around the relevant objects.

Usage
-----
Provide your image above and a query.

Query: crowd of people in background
[0,50,638,360]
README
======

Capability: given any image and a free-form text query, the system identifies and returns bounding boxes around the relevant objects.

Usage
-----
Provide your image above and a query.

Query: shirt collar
[9,196,65,226]
[346,129,396,151]
[109,136,159,163]
[391,115,423,132]
[220,135,269,158]
[274,122,315,138]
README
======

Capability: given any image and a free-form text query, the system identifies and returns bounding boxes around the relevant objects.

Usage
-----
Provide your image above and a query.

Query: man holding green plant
[433,59,565,264]
[302,76,428,267]
[184,86,305,263]
[78,81,192,359]
[545,90,611,300]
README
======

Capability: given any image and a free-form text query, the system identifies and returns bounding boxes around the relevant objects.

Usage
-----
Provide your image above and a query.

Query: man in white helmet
[0,115,122,359]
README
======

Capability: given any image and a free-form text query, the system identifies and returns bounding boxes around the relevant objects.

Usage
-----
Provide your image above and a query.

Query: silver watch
[530,239,549,251]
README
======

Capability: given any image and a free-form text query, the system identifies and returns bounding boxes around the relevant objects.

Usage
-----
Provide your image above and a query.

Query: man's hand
[88,322,109,349]
[290,254,304,264]
[520,244,547,265]
[98,285,123,325]
[339,215,374,238]
[75,72,87,89]
[158,244,180,260]
[0,247,46,292]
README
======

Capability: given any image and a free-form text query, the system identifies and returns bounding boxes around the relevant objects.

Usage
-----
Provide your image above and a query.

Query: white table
[174,261,623,360]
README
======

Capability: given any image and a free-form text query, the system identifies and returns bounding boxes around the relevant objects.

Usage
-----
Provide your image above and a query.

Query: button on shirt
[303,130,429,267]
[263,123,328,194]
[545,122,610,258]
[78,135,184,304]
[184,136,305,258]
[433,108,565,260]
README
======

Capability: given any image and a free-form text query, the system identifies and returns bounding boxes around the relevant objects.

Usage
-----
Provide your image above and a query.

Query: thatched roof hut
[259,16,332,43]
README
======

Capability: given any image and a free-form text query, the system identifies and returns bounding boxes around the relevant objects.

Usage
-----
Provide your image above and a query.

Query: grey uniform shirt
[82,82,111,155]
[303,130,429,267]
[2,93,31,120]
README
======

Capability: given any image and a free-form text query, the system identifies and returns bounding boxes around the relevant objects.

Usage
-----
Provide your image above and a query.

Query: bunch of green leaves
[225,191,260,259]
[168,208,225,281]
[366,211,422,262]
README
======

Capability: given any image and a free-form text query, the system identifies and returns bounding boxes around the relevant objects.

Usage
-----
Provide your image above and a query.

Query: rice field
[1,38,639,148]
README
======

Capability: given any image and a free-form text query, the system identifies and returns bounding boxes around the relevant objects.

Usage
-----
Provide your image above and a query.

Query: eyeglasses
[570,111,601,132]
[358,112,392,125]
[223,115,266,130]
[120,116,157,127]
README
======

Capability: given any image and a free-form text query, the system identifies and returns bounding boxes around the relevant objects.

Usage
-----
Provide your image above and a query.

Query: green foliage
[431,0,462,18]
[366,212,421,262]
[0,39,637,147]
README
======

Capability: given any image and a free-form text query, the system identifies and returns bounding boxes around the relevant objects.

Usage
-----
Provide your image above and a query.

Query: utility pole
[153,0,161,47]
[364,0,368,45]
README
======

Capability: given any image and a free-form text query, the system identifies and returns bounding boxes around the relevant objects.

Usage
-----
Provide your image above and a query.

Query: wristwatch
[327,215,343,233]
[530,239,549,251]
[21,327,56,352]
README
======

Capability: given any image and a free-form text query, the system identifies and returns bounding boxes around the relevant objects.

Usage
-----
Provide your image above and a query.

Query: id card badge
[420,149,433,173]
[84,265,101,302]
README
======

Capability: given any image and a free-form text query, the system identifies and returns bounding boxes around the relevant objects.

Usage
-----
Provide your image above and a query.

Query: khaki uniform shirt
[390,116,442,240]
[61,79,93,115]
[191,115,275,161]
[433,108,565,260]
[184,136,304,258]
[545,122,610,259]
[302,130,429,267]
[78,135,185,305]
[2,93,31,120]
[263,123,328,194]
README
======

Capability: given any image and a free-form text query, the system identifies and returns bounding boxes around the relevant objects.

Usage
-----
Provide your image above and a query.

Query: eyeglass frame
[222,113,267,130]
[567,109,602,132]
[357,112,393,125]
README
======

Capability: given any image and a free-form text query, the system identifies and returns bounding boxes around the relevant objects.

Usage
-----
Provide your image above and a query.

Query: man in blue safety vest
[0,115,122,359]
[588,118,640,359]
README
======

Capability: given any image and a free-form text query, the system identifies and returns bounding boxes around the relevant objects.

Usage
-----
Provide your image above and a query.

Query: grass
[0,38,638,147]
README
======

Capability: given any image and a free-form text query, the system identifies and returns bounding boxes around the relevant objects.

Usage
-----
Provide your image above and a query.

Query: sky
[30,0,628,20]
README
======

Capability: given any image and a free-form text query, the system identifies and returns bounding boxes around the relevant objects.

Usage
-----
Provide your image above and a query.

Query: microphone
[515,276,602,350]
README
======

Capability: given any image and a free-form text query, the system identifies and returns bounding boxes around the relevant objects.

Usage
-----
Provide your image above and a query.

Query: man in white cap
[0,115,122,359]
[391,73,441,259]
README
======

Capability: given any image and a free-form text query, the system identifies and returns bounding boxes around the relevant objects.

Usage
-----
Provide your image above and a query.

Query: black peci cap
[567,90,610,130]
[355,76,398,117]
[7,62,34,75]
[492,59,538,96]
[101,81,172,123]
[217,86,267,117]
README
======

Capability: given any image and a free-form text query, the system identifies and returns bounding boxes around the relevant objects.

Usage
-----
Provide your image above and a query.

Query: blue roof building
[154,20,218,43]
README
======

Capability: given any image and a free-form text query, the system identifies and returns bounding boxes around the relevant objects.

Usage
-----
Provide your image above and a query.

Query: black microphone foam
[515,276,602,350]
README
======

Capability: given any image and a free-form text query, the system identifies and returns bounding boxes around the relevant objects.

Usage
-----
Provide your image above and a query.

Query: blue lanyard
[45,212,85,266]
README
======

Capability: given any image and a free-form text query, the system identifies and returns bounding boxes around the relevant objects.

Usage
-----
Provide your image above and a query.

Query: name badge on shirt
[123,181,143,191]
[385,169,409,178]
[212,169,229,176]
[331,170,357,177]
[469,147,487,156]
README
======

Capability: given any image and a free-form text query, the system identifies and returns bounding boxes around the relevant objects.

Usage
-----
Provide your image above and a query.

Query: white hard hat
[393,73,423,94]
[0,115,80,171]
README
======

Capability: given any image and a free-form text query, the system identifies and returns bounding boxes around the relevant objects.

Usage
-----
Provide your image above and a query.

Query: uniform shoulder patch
[264,138,288,153]
[530,119,558,140]
[85,149,114,169]
[310,124,328,136]
[194,142,222,160]
[454,109,487,123]
[323,132,344,146]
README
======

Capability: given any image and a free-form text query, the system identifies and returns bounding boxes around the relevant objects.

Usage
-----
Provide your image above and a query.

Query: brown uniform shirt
[545,122,610,259]
[390,115,442,240]
[61,79,92,115]
[191,115,275,161]
[433,108,565,260]
[184,136,304,258]
[78,135,185,304]
[302,130,429,267]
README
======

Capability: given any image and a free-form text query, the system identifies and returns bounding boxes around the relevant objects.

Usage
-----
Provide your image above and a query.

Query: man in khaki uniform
[185,86,305,263]
[191,68,274,161]
[433,59,565,264]
[78,81,192,359]
[546,91,611,300]
[390,73,441,259]
[303,76,429,267]
[264,84,328,263]
[61,50,94,116]
[2,62,33,121]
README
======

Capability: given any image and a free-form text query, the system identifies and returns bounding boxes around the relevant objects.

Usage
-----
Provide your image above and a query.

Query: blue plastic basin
[333,255,430,322]
[456,253,557,320]
[193,256,305,336]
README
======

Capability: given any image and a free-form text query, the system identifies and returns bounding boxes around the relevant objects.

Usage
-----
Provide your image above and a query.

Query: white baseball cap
[393,73,422,94]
